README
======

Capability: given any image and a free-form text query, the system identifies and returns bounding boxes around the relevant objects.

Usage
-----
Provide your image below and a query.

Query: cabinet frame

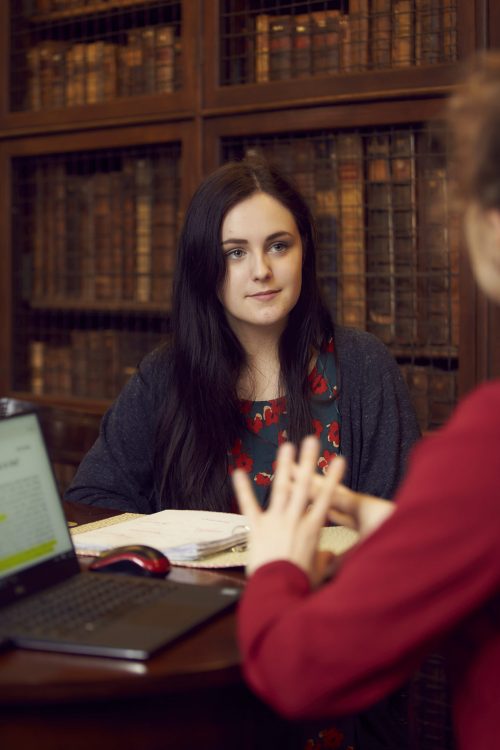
[0,0,201,137]
[0,0,497,443]
[202,0,478,113]
[0,118,199,404]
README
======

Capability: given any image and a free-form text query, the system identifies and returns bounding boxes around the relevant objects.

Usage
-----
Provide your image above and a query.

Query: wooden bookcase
[0,0,497,493]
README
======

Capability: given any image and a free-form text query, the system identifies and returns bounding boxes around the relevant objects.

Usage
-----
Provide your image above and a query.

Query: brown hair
[447,52,500,210]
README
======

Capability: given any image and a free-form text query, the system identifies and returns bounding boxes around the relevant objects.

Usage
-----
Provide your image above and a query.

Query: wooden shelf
[28,0,167,24]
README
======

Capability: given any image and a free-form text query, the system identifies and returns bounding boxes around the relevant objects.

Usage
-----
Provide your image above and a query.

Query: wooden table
[0,502,302,750]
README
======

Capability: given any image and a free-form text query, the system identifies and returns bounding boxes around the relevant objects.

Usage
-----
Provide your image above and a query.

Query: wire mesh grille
[220,0,458,86]
[11,142,180,402]
[10,1,182,112]
[222,125,459,432]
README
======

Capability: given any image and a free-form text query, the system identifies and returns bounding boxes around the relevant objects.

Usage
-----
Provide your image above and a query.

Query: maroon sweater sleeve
[237,381,500,720]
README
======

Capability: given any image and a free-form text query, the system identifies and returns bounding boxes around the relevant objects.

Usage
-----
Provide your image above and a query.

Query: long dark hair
[153,157,333,511]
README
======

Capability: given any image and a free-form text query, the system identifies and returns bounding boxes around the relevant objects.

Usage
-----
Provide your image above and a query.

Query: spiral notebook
[73,509,249,562]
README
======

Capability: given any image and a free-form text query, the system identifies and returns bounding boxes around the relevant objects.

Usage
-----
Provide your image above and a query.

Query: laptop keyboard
[0,573,179,639]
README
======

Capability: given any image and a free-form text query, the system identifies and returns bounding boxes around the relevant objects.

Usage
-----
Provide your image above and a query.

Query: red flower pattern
[327,420,340,447]
[230,338,340,496]
[246,413,264,434]
[263,404,280,426]
[254,472,272,486]
[277,429,288,446]
[309,367,329,395]
[235,452,254,472]
[318,449,337,474]
[312,419,323,438]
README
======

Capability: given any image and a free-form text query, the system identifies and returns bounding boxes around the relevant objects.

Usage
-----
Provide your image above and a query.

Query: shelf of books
[10,139,181,393]
[3,133,185,488]
[2,0,198,131]
[204,0,475,109]
[218,123,459,434]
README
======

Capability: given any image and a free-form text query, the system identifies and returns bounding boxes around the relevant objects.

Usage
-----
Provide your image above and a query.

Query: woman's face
[465,203,500,304]
[219,192,303,343]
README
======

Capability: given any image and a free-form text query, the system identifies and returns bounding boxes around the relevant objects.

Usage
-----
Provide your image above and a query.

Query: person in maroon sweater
[234,52,500,750]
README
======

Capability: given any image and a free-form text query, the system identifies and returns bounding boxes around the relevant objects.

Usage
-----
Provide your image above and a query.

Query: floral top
[229,337,341,507]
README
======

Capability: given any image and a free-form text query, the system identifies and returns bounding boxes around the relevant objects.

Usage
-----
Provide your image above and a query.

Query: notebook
[0,410,241,660]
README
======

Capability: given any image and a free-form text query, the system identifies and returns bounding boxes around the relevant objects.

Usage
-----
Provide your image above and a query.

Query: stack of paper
[72,509,249,563]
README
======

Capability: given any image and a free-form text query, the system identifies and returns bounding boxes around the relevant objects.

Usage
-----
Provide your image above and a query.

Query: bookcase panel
[221,125,459,432]
[8,0,183,114]
[219,0,458,88]
[0,0,490,479]
[203,1,479,111]
[10,141,180,402]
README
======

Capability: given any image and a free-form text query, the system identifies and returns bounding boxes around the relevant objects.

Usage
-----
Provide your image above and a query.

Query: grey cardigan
[66,325,421,512]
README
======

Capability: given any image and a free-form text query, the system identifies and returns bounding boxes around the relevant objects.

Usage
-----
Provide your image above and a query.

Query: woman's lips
[248,290,280,300]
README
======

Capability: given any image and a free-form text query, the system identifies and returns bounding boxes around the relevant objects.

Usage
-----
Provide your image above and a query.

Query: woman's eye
[225,248,245,260]
[269,241,288,253]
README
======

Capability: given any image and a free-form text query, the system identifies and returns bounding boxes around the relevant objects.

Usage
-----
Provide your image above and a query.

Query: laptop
[0,410,241,660]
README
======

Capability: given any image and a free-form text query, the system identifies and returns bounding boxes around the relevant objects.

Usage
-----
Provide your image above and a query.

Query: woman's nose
[252,252,272,280]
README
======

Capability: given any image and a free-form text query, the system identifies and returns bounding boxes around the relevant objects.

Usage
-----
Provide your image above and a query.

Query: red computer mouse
[88,544,171,578]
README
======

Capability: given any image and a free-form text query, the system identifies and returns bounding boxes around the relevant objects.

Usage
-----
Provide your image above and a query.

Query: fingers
[232,468,262,524]
[287,436,321,521]
[327,508,359,529]
[306,455,346,526]
[268,442,296,512]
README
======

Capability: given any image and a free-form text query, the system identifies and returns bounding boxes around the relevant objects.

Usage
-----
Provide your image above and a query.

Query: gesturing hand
[232,435,346,583]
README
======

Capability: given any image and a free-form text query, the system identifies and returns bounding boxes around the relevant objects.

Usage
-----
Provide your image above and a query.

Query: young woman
[234,53,500,750]
[67,158,419,515]
[67,157,420,750]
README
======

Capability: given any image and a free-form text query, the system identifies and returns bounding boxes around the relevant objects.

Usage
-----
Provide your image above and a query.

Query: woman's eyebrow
[222,237,248,245]
[222,231,294,246]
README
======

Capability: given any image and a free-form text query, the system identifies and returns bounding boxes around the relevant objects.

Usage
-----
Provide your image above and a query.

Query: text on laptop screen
[0,412,73,579]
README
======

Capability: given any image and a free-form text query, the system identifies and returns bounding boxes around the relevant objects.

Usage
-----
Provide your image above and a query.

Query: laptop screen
[0,412,74,581]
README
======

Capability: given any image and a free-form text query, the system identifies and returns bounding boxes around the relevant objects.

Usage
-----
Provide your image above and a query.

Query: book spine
[64,174,83,297]
[102,43,118,101]
[126,30,144,96]
[292,13,312,79]
[415,0,441,65]
[135,158,153,303]
[52,162,67,299]
[365,133,395,344]
[314,138,339,318]
[151,156,178,305]
[337,132,366,329]
[391,131,418,345]
[416,133,452,347]
[392,0,414,68]
[141,27,156,95]
[370,0,392,69]
[30,341,45,396]
[269,15,293,81]
[81,175,96,301]
[349,0,369,71]
[442,0,457,61]
[255,14,270,83]
[71,330,88,397]
[109,170,124,301]
[155,25,175,93]
[26,46,42,111]
[400,364,429,431]
[121,158,137,301]
[32,164,45,299]
[429,367,456,428]
[85,41,102,104]
[311,10,341,76]
[93,171,114,300]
